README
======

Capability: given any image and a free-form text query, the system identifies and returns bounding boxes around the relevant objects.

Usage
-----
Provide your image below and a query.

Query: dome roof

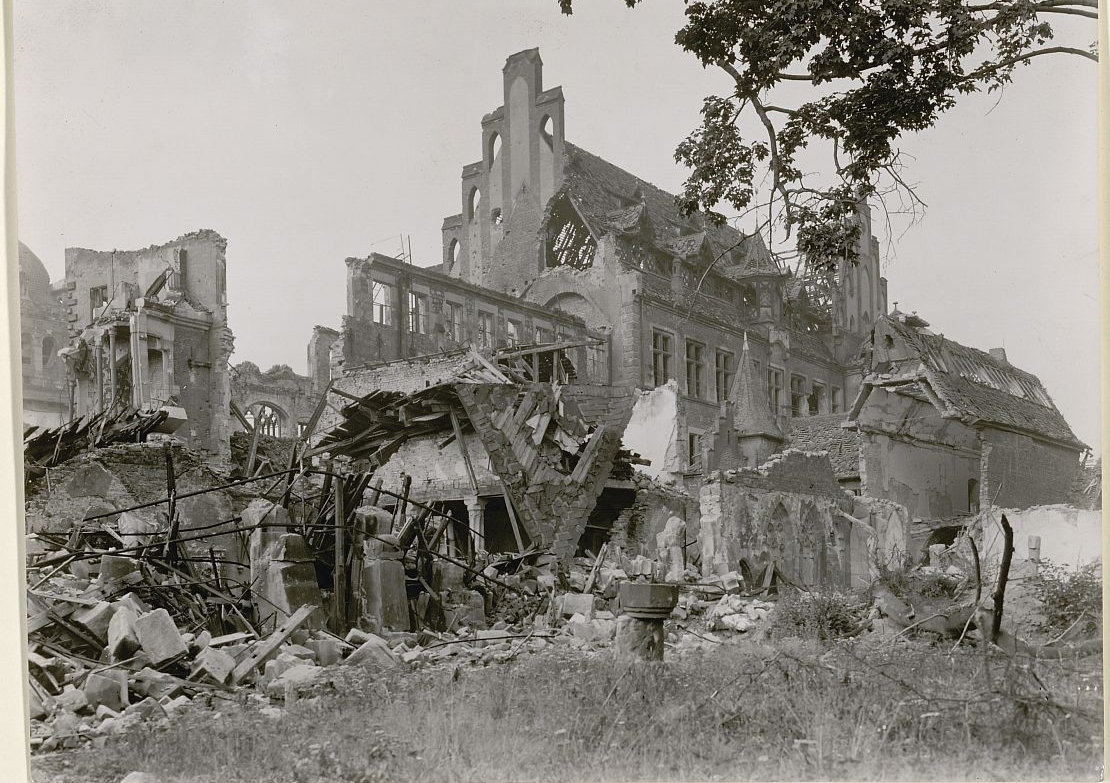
[18,242,52,297]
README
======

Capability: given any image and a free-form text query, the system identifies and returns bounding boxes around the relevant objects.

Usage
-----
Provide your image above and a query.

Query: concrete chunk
[342,634,402,670]
[97,554,139,586]
[56,685,89,713]
[305,638,342,667]
[559,592,594,620]
[190,647,235,685]
[134,608,188,666]
[107,606,141,661]
[84,672,126,712]
[73,601,116,642]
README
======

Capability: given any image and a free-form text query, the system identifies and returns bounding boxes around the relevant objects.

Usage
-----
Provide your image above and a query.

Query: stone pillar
[466,496,486,551]
[614,615,665,661]
[97,338,109,413]
[107,328,118,405]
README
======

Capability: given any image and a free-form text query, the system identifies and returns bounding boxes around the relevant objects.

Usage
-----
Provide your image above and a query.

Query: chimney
[989,347,1009,365]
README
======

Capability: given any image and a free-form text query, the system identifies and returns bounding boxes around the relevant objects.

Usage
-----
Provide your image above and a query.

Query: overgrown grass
[32,637,1103,782]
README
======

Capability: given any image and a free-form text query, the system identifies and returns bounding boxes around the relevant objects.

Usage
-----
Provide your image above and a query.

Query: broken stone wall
[979,428,1082,511]
[372,431,499,501]
[698,451,855,587]
[307,325,340,395]
[977,505,1102,569]
[62,230,233,455]
[855,388,981,519]
[622,380,683,483]
[230,361,317,438]
[25,444,251,594]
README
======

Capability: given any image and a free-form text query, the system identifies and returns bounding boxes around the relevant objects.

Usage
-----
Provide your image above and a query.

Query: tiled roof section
[878,315,1085,449]
[784,414,860,479]
[785,328,837,363]
[560,384,638,431]
[727,245,785,278]
[603,203,646,233]
[561,142,764,268]
[663,232,707,258]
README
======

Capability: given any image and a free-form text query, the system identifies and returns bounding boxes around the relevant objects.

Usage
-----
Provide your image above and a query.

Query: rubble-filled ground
[30,624,1103,783]
[28,563,1104,783]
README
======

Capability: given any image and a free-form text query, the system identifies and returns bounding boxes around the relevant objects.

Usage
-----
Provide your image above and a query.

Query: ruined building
[330,49,888,481]
[54,230,235,455]
[315,49,1090,582]
[18,243,70,428]
[848,311,1089,519]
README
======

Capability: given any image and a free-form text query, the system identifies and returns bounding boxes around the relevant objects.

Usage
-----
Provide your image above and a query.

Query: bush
[768,590,869,641]
[1034,559,1102,637]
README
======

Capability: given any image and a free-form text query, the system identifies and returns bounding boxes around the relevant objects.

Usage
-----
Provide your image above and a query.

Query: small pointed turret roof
[729,333,782,440]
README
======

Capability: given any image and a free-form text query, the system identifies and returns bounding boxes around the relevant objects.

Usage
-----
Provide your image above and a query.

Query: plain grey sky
[12,1,1101,451]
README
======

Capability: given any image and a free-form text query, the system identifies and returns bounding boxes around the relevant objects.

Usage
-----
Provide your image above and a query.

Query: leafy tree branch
[558,0,1097,275]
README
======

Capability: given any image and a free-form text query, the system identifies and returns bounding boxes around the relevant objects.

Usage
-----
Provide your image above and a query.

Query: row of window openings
[651,330,843,415]
[368,281,561,349]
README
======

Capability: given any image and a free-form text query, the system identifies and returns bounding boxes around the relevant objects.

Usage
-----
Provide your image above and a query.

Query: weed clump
[768,589,870,641]
[1034,559,1102,637]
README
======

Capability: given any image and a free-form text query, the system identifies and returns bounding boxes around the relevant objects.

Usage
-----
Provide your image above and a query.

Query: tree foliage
[559,0,1097,271]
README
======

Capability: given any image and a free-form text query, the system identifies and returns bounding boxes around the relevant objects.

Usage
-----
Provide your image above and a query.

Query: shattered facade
[230,361,318,438]
[18,243,70,428]
[59,230,235,455]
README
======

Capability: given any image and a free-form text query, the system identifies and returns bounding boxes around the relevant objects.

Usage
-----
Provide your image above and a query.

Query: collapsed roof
[851,313,1086,450]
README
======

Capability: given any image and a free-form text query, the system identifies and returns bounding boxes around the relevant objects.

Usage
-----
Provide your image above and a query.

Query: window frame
[651,329,675,387]
[768,366,784,414]
[790,373,807,417]
[408,291,427,335]
[371,280,394,326]
[477,310,494,349]
[685,339,706,399]
[809,381,827,416]
[714,349,734,403]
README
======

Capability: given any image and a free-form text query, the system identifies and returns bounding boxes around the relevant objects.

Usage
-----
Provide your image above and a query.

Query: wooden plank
[450,410,480,495]
[499,480,527,553]
[229,400,254,435]
[229,603,317,685]
[332,474,346,632]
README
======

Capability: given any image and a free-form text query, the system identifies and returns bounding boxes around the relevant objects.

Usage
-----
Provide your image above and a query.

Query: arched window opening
[968,479,980,514]
[487,132,502,169]
[545,195,596,269]
[540,115,553,146]
[491,208,503,226]
[41,336,55,370]
[467,187,482,222]
[447,238,459,269]
[246,403,285,438]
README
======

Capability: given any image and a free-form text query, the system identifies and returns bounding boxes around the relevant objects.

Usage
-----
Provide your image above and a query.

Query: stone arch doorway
[245,401,288,437]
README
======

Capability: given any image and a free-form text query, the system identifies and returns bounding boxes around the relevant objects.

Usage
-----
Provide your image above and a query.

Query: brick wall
[699,458,854,586]
[980,428,1081,510]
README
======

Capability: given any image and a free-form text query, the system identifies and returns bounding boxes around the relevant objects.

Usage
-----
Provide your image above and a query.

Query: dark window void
[968,479,980,513]
[545,197,596,269]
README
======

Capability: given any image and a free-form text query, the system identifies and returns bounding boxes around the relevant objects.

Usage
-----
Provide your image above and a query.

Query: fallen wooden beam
[229,603,318,685]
